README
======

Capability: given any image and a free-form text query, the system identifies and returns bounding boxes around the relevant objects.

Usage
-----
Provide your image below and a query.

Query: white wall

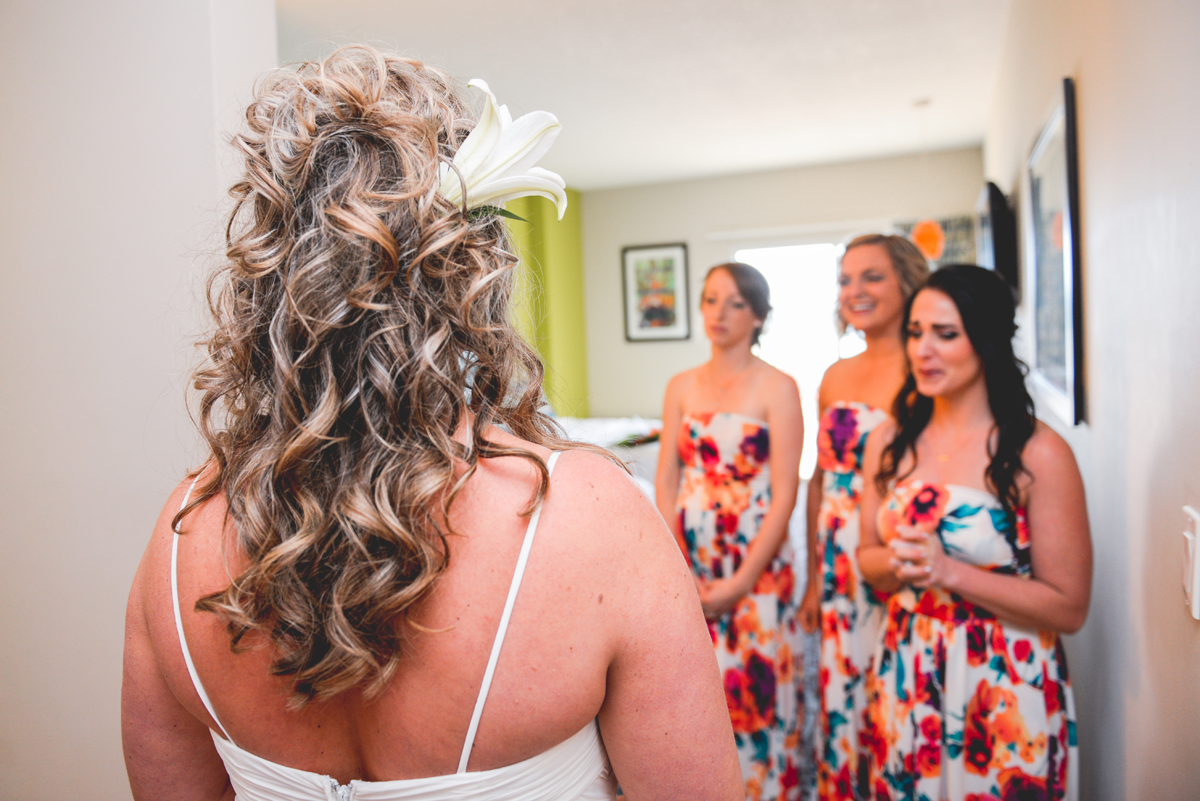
[0,2,276,798]
[985,0,1200,797]
[580,147,984,417]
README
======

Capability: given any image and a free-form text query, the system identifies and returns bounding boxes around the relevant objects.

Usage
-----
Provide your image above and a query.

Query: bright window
[735,244,864,479]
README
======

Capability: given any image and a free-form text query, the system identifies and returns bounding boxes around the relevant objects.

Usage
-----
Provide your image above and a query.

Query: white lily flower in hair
[437,79,568,220]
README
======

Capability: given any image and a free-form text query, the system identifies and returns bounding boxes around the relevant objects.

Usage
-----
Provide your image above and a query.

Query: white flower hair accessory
[437,79,568,221]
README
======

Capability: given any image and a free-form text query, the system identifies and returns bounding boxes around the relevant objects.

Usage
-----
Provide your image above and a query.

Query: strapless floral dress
[814,401,890,800]
[676,412,805,801]
[861,481,1077,801]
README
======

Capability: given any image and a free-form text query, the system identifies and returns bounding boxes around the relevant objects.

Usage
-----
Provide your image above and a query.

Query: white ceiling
[276,0,1011,191]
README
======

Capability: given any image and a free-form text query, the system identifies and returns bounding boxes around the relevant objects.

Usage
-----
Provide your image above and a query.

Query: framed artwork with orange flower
[1024,77,1084,425]
[621,243,690,341]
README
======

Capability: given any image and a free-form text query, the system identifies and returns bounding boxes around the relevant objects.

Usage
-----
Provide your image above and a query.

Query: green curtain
[506,190,590,417]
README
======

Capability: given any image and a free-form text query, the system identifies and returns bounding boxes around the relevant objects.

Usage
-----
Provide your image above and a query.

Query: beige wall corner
[0,2,276,798]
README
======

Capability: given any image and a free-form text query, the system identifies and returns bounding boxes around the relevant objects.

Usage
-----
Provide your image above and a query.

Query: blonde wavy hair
[179,46,584,705]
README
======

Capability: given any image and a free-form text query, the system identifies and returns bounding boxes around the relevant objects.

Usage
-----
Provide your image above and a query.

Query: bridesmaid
[656,263,806,800]
[798,234,928,800]
[857,265,1090,800]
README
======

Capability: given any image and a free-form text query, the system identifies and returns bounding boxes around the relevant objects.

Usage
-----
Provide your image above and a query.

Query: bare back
[124,432,743,798]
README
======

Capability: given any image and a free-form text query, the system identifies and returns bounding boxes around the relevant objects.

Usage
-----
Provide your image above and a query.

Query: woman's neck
[860,326,904,361]
[929,379,993,431]
[858,313,905,357]
[708,343,755,374]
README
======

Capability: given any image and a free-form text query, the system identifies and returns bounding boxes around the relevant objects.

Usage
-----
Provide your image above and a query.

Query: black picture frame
[621,243,690,342]
[1024,77,1084,425]
[975,181,1019,293]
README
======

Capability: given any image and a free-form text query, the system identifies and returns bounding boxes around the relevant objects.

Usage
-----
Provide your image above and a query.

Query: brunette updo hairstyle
[181,46,587,705]
[837,234,930,334]
[876,264,1035,518]
[704,262,771,346]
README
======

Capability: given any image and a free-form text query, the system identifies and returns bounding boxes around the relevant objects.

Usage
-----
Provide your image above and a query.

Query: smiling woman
[799,234,927,801]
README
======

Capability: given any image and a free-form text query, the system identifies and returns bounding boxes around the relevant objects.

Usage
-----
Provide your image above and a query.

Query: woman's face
[701,269,761,348]
[838,244,906,335]
[905,289,984,399]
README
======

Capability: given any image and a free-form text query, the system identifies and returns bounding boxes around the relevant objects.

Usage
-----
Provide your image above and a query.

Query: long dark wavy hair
[176,46,596,706]
[877,264,1036,517]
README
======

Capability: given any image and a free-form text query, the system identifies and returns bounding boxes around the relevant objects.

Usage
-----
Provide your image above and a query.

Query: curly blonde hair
[179,46,584,705]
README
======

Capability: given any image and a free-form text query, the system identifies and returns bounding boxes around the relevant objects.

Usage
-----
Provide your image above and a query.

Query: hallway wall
[984,0,1200,796]
[0,2,277,798]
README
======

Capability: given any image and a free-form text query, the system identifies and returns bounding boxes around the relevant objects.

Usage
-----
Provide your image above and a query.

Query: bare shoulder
[537,450,694,648]
[1025,419,1074,456]
[755,359,801,401]
[861,417,898,471]
[550,450,666,536]
[816,352,873,407]
[666,365,703,395]
[820,352,862,391]
[660,367,698,417]
[127,471,230,704]
[866,416,899,449]
[1020,420,1083,488]
[823,352,861,379]
[815,363,838,410]
[547,451,684,574]
[135,474,210,593]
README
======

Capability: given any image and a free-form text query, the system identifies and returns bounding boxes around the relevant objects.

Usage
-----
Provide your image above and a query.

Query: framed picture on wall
[1023,77,1084,424]
[621,243,690,341]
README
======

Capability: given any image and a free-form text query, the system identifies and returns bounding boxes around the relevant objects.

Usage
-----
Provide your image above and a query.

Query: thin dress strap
[457,451,561,774]
[171,475,233,742]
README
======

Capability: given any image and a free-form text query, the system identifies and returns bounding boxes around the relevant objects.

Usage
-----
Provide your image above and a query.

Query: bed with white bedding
[553,416,809,571]
[553,416,661,500]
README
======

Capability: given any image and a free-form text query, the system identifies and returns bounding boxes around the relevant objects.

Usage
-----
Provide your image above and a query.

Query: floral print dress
[815,401,891,800]
[677,412,805,801]
[862,481,1077,801]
